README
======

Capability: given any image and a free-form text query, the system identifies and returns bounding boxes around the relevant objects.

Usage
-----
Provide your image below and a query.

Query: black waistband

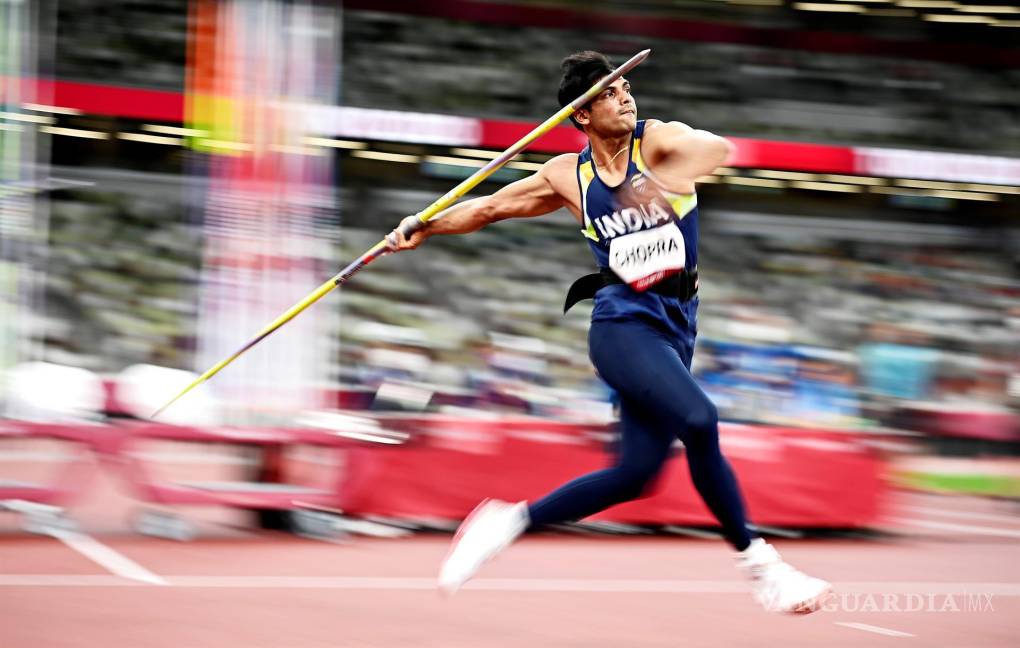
[563,267,699,314]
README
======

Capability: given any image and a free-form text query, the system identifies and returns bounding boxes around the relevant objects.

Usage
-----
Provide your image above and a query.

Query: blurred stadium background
[0,1,1018,646]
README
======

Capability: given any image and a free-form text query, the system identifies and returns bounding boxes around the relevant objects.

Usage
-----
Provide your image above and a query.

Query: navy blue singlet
[577,120,699,338]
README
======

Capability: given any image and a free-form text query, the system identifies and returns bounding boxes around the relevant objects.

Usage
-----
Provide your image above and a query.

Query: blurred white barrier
[2,362,104,422]
[117,364,220,427]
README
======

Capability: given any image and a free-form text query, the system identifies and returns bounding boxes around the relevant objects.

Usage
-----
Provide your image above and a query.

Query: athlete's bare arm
[386,154,579,251]
[639,120,733,194]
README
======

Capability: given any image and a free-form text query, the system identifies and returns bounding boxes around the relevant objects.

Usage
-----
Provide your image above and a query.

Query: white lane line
[0,575,145,587]
[0,451,78,461]
[835,622,914,638]
[0,449,255,465]
[49,530,166,585]
[899,505,1020,527]
[0,576,1018,594]
[892,518,1020,539]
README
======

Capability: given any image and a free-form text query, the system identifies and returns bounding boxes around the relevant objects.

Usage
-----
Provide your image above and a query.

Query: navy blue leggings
[528,317,753,551]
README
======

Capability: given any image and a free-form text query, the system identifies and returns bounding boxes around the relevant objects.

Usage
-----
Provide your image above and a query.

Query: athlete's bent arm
[385,156,571,252]
[641,121,734,193]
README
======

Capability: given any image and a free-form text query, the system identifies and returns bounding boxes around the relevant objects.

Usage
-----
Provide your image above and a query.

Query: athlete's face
[576,77,637,135]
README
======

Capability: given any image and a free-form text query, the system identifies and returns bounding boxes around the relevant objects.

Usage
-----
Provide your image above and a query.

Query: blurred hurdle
[108,365,403,540]
[0,362,110,534]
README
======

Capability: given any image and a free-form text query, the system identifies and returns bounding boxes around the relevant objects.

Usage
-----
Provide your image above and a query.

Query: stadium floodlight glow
[956,4,1019,13]
[269,144,329,157]
[506,160,544,171]
[22,103,82,115]
[195,139,252,152]
[142,124,209,137]
[1,111,55,124]
[793,2,866,12]
[351,150,421,163]
[864,8,918,15]
[923,13,996,22]
[423,155,486,168]
[151,48,653,419]
[896,178,962,190]
[450,147,501,159]
[962,183,1020,194]
[726,176,787,188]
[927,190,999,201]
[791,181,863,193]
[870,186,999,201]
[822,174,888,185]
[871,186,927,197]
[751,170,820,181]
[896,0,960,8]
[117,132,183,146]
[303,137,367,150]
[40,126,108,139]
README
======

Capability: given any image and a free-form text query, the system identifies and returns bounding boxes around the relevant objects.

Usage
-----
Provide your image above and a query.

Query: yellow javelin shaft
[150,272,358,419]
[151,239,388,419]
[153,49,651,419]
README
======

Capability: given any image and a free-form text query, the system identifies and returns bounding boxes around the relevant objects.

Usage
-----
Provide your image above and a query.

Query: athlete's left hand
[385,214,429,252]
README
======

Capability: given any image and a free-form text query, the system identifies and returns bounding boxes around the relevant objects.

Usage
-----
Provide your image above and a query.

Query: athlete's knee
[615,473,656,501]
[612,462,664,501]
[678,398,720,449]
[688,398,719,432]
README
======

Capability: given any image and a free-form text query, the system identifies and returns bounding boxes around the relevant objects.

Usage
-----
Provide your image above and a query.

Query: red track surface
[1,490,1018,647]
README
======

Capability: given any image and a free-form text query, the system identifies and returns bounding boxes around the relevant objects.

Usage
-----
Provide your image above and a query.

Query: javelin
[153,49,652,419]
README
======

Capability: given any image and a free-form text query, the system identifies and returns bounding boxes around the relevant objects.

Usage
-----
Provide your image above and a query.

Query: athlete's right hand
[385,214,429,252]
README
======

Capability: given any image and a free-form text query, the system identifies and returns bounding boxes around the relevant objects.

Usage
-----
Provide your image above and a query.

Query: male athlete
[386,51,832,614]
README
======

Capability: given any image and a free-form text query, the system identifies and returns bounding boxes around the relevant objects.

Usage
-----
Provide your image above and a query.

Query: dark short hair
[558,51,614,130]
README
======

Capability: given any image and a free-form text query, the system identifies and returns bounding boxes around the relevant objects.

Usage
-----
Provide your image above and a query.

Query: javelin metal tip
[150,400,173,420]
[615,49,651,75]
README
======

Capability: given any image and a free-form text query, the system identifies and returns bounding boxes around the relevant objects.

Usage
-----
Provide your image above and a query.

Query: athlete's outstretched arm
[385,156,571,251]
[641,121,734,194]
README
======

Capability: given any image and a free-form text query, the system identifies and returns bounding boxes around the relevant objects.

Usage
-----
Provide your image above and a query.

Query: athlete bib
[608,221,686,291]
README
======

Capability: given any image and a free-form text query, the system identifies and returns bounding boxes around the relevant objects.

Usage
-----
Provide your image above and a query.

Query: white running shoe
[736,539,832,614]
[438,499,529,596]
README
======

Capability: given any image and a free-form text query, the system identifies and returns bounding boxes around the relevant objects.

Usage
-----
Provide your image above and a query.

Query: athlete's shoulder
[643,119,695,138]
[641,119,731,165]
[539,153,580,180]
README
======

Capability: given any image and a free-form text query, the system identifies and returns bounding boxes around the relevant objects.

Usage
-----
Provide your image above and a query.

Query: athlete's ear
[574,108,590,127]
